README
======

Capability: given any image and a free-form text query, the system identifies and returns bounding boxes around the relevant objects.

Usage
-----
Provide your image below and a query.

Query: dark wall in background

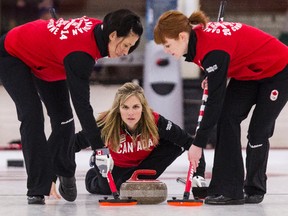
[200,0,288,14]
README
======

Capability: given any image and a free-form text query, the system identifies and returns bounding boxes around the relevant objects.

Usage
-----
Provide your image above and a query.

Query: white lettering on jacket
[166,121,172,130]
[204,22,242,36]
[47,17,93,40]
[117,139,154,154]
[206,64,218,73]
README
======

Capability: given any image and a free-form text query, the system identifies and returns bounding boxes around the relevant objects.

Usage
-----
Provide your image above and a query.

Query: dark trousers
[0,36,76,196]
[208,66,288,199]
[85,139,188,195]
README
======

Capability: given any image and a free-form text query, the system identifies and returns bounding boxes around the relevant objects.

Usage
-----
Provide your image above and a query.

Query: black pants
[208,66,288,199]
[85,139,191,195]
[0,36,76,196]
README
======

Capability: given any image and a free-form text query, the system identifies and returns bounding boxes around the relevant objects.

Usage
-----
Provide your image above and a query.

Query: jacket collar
[183,30,197,62]
[94,24,109,57]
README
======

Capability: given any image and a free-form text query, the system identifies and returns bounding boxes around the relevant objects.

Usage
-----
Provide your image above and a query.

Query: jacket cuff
[193,133,208,148]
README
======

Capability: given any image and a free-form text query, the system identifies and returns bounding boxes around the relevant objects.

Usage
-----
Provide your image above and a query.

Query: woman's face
[119,95,143,131]
[108,31,139,58]
[162,32,189,59]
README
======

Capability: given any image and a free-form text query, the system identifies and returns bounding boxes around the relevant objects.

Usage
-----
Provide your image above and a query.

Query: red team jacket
[185,22,288,148]
[4,17,109,150]
[110,112,160,167]
[4,17,103,81]
[193,22,288,80]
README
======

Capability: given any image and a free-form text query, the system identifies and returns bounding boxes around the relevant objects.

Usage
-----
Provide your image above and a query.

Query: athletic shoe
[192,176,207,187]
[58,176,77,202]
[205,195,245,205]
[27,195,45,205]
[244,194,264,204]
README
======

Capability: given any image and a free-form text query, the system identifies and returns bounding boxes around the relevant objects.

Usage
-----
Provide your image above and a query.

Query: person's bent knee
[85,168,111,195]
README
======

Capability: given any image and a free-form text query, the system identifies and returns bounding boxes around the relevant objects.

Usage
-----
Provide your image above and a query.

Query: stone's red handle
[129,169,157,181]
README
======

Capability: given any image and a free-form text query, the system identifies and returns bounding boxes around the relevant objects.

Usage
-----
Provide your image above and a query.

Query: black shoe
[205,195,245,205]
[244,194,264,204]
[58,176,77,202]
[27,195,45,205]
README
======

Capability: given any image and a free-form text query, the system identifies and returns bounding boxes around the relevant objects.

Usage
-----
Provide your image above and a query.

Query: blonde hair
[154,10,209,44]
[97,82,159,152]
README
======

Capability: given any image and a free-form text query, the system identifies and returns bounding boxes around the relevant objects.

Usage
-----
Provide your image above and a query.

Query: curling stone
[120,169,167,204]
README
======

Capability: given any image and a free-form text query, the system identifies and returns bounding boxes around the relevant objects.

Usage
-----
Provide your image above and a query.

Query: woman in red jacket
[75,82,203,195]
[154,10,288,205]
[0,9,143,204]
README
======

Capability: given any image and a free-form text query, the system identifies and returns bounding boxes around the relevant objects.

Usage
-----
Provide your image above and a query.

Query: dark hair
[103,9,143,53]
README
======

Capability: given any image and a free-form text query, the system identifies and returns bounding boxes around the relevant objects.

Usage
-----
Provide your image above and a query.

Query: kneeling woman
[76,82,205,194]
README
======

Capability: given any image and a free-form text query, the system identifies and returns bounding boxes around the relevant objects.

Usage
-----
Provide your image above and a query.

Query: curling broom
[167,0,227,207]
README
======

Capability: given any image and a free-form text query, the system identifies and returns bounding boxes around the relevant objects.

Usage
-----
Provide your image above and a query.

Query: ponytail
[154,10,209,44]
[188,10,209,28]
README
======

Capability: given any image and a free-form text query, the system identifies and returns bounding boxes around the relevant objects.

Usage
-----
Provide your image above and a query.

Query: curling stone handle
[130,169,157,181]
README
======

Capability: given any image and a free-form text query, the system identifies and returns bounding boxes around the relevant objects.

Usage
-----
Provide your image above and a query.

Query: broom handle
[196,0,226,133]
[107,170,120,199]
[217,1,227,22]
[183,162,194,200]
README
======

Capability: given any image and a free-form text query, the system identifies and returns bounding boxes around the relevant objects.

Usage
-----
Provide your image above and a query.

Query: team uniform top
[109,112,194,167]
[184,22,288,148]
[4,17,109,149]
